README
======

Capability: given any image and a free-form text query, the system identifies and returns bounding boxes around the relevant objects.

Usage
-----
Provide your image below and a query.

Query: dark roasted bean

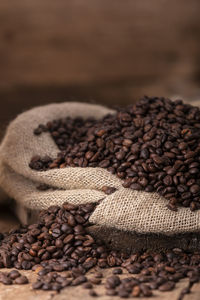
[63,234,74,244]
[106,276,121,288]
[90,277,101,285]
[1,252,11,268]
[93,272,103,278]
[8,270,20,280]
[32,281,43,289]
[83,282,93,289]
[159,281,175,291]
[113,268,123,274]
[89,289,98,297]
[72,275,87,286]
[0,273,12,285]
[140,283,153,297]
[190,184,200,194]
[14,275,29,284]
[118,289,129,298]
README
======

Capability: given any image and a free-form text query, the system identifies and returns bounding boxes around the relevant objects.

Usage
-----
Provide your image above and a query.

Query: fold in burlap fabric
[0,101,200,235]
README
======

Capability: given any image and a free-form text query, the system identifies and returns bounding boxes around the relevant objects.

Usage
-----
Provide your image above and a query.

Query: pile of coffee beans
[30,97,200,211]
[0,270,28,285]
[0,202,200,298]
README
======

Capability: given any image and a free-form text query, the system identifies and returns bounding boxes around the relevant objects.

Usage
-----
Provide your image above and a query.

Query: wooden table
[0,205,200,300]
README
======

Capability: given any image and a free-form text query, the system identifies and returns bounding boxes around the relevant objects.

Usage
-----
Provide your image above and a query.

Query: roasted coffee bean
[140,284,152,297]
[21,260,32,270]
[102,186,117,195]
[89,289,98,297]
[90,277,101,285]
[32,280,43,289]
[190,184,200,194]
[132,285,141,297]
[72,275,87,286]
[51,283,62,291]
[63,234,74,244]
[14,275,29,284]
[51,228,61,238]
[126,265,140,274]
[93,272,103,278]
[106,276,121,288]
[118,289,130,298]
[61,223,73,234]
[159,281,175,291]
[52,264,65,272]
[113,268,123,275]
[163,175,173,186]
[130,183,142,191]
[0,275,12,285]
[140,148,150,159]
[83,282,93,289]
[1,252,12,268]
[42,283,51,290]
[8,270,20,280]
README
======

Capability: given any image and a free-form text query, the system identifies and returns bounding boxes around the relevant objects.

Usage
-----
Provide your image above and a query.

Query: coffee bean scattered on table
[30,97,200,211]
[0,202,200,298]
[0,270,28,285]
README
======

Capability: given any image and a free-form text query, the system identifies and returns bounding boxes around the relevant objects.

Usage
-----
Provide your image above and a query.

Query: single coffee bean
[118,289,130,298]
[8,270,21,280]
[32,280,43,289]
[90,277,101,285]
[63,234,74,244]
[140,284,153,297]
[83,282,93,289]
[190,184,200,194]
[106,276,121,288]
[89,289,98,297]
[14,275,29,284]
[132,285,141,297]
[42,283,51,290]
[101,186,117,195]
[140,148,150,159]
[93,272,103,278]
[159,281,175,291]
[130,183,142,191]
[1,252,12,268]
[113,268,123,275]
[72,275,87,286]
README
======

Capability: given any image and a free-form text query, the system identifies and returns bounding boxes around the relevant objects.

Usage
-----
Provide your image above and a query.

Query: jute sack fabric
[0,101,200,235]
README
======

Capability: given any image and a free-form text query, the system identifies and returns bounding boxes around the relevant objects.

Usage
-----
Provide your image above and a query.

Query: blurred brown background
[0,0,200,137]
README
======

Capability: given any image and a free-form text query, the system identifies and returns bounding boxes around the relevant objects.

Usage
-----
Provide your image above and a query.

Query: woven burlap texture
[0,101,200,235]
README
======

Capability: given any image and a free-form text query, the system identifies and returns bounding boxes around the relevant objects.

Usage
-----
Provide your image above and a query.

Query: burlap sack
[0,101,200,235]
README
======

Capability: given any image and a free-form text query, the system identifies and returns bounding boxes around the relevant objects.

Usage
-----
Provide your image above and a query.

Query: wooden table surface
[0,205,200,300]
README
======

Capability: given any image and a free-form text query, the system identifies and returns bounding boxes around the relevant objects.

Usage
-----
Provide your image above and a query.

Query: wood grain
[0,267,189,300]
[0,0,199,88]
[0,207,197,300]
